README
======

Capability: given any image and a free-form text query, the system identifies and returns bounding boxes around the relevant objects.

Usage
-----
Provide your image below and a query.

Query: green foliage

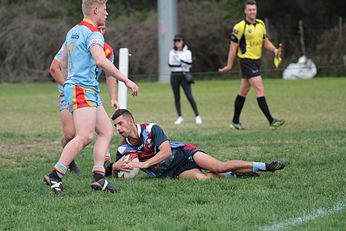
[63,0,83,23]
[0,78,346,230]
[0,0,345,82]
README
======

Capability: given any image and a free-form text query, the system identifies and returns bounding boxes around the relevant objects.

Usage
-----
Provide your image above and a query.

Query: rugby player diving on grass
[105,109,285,180]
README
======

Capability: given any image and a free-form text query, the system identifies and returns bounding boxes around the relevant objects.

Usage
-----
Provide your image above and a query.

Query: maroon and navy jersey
[115,123,194,177]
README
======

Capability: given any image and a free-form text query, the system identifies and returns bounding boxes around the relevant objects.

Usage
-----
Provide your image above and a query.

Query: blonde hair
[82,0,107,16]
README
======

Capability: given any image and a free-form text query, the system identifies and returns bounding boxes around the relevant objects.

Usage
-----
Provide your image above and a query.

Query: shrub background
[0,0,345,82]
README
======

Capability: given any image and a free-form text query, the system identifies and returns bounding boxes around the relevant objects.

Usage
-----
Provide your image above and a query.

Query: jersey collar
[82,18,97,27]
[245,18,257,25]
[125,124,141,145]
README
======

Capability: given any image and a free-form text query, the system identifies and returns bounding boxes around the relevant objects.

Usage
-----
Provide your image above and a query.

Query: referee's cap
[173,34,185,41]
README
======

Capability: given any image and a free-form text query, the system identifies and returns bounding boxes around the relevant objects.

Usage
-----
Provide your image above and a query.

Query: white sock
[252,162,266,172]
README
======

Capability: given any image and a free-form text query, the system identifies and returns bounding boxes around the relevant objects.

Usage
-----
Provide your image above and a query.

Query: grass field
[0,78,345,230]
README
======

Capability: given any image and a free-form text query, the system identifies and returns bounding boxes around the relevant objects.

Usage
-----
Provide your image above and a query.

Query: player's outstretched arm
[131,141,172,169]
[218,42,238,74]
[90,45,139,96]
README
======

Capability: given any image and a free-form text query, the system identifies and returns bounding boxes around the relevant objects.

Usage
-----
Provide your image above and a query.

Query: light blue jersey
[64,19,104,93]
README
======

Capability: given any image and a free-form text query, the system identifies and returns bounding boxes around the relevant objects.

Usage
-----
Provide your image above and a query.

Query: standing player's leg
[94,105,113,167]
[230,78,250,130]
[249,76,284,129]
[91,105,117,192]
[44,107,97,195]
[59,107,97,168]
[60,109,79,174]
[60,110,75,147]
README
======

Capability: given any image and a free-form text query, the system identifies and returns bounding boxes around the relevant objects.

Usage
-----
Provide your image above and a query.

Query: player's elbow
[50,60,62,76]
[94,59,105,69]
[165,149,172,158]
[94,55,109,69]
[49,64,58,76]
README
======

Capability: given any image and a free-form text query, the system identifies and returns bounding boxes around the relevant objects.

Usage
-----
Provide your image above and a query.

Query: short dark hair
[111,109,134,121]
[244,0,256,8]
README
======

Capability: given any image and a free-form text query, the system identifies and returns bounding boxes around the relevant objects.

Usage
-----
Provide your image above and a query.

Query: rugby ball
[117,154,140,179]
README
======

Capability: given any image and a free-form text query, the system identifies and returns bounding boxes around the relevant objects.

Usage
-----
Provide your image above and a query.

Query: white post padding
[118,48,129,109]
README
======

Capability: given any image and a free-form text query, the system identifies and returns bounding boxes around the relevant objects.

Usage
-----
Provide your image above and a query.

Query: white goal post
[118,48,129,109]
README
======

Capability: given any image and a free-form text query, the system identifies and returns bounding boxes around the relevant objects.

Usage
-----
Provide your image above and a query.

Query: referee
[219,0,284,130]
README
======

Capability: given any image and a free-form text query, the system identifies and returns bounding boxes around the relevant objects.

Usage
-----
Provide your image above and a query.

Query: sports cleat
[69,160,80,174]
[264,160,285,172]
[91,177,117,193]
[229,122,245,130]
[44,174,64,196]
[270,119,285,130]
[174,117,184,125]
[104,160,113,177]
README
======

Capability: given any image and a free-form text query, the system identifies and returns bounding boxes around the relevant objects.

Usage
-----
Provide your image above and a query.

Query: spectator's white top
[168,45,192,72]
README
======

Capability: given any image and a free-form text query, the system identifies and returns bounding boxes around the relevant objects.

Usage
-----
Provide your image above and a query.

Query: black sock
[49,170,62,181]
[232,95,246,123]
[257,96,273,124]
[105,162,113,177]
[93,173,104,181]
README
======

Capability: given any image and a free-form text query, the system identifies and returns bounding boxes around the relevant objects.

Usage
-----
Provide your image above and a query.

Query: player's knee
[98,127,114,140]
[240,88,250,96]
[107,126,114,138]
[211,163,228,173]
[196,174,208,180]
[79,133,94,146]
[254,86,265,96]
[64,133,75,143]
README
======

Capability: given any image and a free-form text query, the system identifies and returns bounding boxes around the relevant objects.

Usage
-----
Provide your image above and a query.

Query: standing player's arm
[105,72,119,109]
[90,45,139,96]
[263,38,278,56]
[131,141,172,169]
[218,41,239,73]
[60,47,68,80]
[49,59,64,85]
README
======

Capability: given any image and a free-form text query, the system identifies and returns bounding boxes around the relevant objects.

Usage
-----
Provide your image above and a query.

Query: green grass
[0,78,345,230]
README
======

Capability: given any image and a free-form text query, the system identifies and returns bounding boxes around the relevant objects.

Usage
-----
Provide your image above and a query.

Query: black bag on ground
[183,72,194,84]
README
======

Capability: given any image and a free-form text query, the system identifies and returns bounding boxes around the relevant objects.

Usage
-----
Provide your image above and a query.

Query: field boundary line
[260,202,346,231]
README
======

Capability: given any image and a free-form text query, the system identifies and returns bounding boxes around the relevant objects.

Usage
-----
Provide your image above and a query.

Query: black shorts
[156,144,201,179]
[240,58,261,79]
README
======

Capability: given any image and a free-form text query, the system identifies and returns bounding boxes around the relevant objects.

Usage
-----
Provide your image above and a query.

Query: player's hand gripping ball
[117,154,140,179]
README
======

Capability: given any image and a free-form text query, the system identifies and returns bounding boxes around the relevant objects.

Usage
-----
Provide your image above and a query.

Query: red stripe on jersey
[183,144,198,152]
[78,19,98,32]
[104,42,113,59]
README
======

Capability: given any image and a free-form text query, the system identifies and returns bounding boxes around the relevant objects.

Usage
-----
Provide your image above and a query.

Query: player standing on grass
[49,41,80,174]
[106,109,285,180]
[219,0,284,130]
[44,0,138,196]
[49,24,117,174]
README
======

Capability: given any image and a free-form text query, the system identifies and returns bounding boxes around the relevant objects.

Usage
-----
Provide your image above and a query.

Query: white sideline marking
[260,202,346,231]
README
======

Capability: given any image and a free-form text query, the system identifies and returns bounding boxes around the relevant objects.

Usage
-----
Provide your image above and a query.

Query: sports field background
[0,78,345,230]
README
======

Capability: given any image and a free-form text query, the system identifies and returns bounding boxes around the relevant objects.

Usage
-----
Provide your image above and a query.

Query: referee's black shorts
[240,58,261,79]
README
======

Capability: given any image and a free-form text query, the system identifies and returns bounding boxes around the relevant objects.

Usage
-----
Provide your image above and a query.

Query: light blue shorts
[64,83,102,113]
